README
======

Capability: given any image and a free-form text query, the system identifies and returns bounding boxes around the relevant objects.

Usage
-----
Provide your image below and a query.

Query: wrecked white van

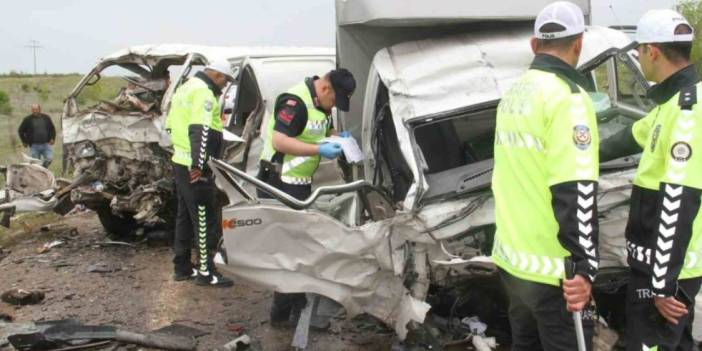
[212,0,653,347]
[60,45,335,237]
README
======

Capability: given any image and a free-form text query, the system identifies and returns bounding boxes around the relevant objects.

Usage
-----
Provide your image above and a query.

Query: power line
[24,40,43,75]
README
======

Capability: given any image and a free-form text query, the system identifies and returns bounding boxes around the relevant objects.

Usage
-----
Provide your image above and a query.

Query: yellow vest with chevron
[167,77,222,167]
[260,82,329,185]
[631,82,702,280]
[491,69,599,286]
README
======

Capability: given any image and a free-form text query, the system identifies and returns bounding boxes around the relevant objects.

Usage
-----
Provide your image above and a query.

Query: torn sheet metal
[217,203,430,339]
[62,112,163,144]
[371,26,632,124]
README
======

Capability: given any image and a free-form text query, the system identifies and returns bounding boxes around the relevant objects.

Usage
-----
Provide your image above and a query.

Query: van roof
[337,0,590,27]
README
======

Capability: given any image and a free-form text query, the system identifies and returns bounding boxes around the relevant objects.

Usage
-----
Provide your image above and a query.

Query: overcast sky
[0,0,681,74]
[0,0,335,74]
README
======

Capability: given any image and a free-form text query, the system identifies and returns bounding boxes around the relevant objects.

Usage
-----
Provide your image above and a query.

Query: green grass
[0,75,123,177]
[680,1,702,75]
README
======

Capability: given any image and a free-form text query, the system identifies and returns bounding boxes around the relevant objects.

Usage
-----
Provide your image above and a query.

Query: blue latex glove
[319,143,343,159]
[339,131,352,138]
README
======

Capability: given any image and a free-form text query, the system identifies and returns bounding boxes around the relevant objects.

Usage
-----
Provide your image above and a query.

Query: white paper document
[319,136,364,163]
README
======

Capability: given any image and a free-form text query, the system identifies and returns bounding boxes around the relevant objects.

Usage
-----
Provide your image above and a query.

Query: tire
[96,207,139,240]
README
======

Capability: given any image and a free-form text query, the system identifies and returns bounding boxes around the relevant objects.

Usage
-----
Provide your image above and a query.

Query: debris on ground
[40,224,71,233]
[86,262,121,273]
[216,334,261,351]
[37,240,64,254]
[0,247,8,263]
[1,289,45,306]
[472,335,498,351]
[152,323,209,339]
[94,241,136,248]
[0,310,13,322]
[3,319,197,351]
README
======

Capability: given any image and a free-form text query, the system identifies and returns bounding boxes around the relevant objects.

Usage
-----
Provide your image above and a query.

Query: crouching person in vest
[257,69,356,328]
[491,3,600,350]
[602,10,702,350]
[167,57,237,287]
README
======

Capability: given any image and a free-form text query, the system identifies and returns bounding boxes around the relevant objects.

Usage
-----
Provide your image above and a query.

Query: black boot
[173,267,198,281]
[195,269,234,287]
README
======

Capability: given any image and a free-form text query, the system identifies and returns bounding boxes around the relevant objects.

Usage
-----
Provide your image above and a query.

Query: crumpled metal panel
[373,29,532,123]
[63,112,163,144]
[372,26,633,123]
[6,164,55,196]
[218,203,430,339]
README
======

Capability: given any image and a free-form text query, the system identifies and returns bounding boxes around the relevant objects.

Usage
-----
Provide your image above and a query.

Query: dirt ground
[0,211,395,351]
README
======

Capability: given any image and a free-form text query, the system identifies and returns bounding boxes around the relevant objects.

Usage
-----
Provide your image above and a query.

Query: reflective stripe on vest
[493,237,565,279]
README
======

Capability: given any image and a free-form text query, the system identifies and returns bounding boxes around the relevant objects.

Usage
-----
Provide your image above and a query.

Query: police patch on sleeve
[671,141,692,162]
[277,106,296,126]
[204,100,213,112]
[573,125,592,150]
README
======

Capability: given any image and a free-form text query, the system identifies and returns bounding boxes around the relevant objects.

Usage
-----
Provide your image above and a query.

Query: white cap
[636,9,694,44]
[205,57,238,82]
[534,1,586,39]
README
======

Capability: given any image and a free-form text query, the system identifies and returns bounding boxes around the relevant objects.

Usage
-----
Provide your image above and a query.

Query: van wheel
[96,208,138,240]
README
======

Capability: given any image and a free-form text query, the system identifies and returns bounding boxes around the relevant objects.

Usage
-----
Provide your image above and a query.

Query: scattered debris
[461,316,487,335]
[0,312,12,322]
[472,335,498,351]
[40,224,71,233]
[4,320,197,351]
[87,262,121,273]
[1,288,45,305]
[152,323,209,339]
[227,323,245,335]
[217,335,261,351]
[37,240,64,254]
[51,340,113,351]
[0,247,8,263]
[94,241,136,248]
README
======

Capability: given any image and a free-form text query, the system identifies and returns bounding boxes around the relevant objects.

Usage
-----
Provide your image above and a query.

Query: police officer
[491,2,599,350]
[602,10,701,350]
[167,57,237,287]
[257,69,356,327]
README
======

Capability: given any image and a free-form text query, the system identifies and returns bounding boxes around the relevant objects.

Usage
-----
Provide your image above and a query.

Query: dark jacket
[18,113,56,145]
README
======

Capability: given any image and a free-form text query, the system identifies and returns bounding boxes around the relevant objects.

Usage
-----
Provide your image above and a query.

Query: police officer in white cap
[491,1,600,350]
[166,56,238,286]
[609,9,701,351]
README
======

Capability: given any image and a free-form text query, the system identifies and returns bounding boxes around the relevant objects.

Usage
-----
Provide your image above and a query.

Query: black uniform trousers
[625,269,702,351]
[499,269,595,351]
[172,163,221,275]
[257,166,311,323]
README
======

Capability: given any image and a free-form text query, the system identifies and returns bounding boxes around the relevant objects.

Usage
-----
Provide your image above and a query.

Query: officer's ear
[648,44,662,63]
[572,35,583,57]
[530,37,539,54]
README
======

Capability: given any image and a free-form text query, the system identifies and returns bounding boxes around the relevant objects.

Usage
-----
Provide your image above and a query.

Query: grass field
[0,74,122,177]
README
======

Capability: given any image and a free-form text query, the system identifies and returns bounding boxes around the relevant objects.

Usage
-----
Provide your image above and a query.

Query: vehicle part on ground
[0,161,66,227]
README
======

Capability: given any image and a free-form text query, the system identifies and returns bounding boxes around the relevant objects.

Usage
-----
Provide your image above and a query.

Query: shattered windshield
[73,64,170,116]
[411,48,650,203]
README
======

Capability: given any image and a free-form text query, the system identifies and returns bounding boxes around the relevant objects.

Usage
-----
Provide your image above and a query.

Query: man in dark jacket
[18,104,56,168]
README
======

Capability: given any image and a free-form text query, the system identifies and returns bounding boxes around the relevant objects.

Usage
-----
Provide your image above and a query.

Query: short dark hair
[650,24,694,63]
[535,23,583,51]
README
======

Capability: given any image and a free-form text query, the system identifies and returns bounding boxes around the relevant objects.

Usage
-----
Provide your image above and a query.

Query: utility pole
[24,40,42,75]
